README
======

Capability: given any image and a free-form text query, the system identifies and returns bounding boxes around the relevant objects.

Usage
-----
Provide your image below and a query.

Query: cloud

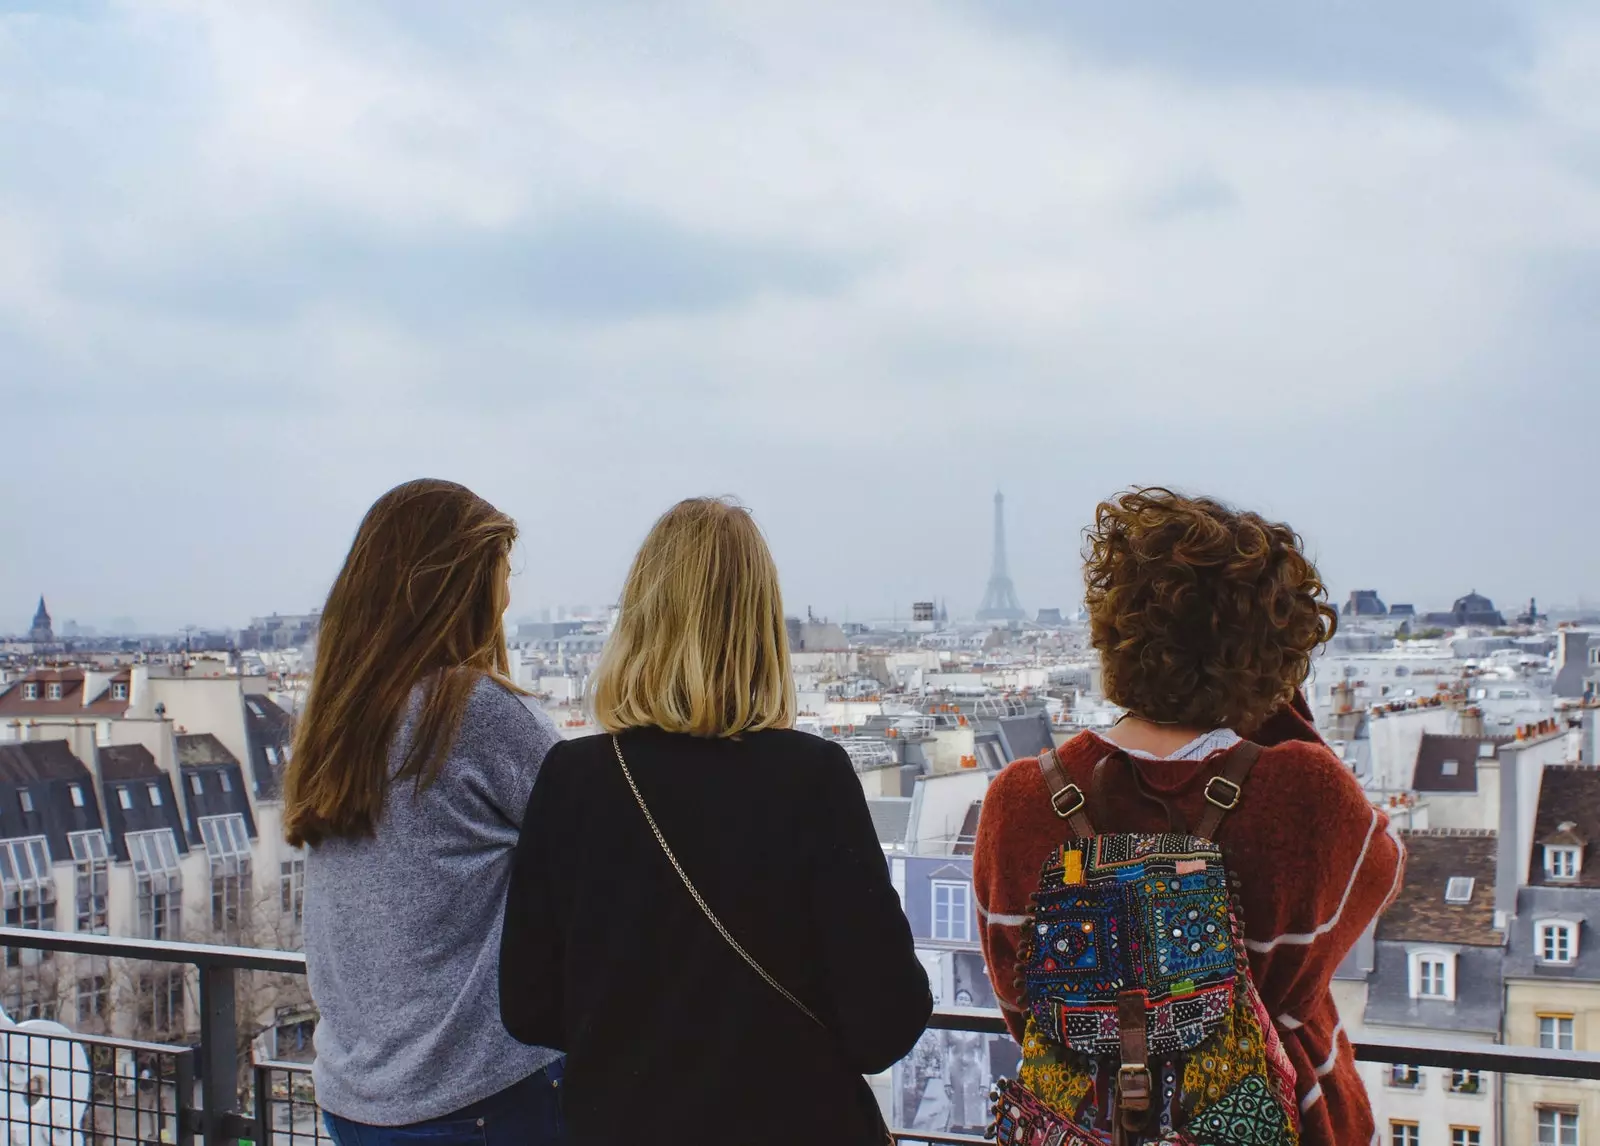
[1,0,1598,630]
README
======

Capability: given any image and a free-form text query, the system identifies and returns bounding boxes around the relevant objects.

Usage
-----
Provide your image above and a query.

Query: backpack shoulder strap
[1192,740,1263,840]
[1038,745,1096,837]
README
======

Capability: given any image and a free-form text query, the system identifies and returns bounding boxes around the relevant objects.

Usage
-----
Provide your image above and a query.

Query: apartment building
[0,666,308,1052]
[1503,765,1600,1146]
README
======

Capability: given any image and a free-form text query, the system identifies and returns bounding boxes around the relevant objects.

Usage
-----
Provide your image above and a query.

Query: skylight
[1444,876,1475,904]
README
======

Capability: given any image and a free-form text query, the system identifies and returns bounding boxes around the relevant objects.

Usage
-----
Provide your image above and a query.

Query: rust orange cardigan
[973,698,1404,1146]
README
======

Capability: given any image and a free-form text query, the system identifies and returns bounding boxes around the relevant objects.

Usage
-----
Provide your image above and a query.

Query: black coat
[500,726,932,1145]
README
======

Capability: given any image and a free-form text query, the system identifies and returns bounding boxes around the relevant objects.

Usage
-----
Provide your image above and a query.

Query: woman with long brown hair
[285,479,565,1146]
[499,497,931,1145]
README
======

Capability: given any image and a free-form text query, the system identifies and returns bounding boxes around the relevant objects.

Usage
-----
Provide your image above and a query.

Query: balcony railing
[1,927,1599,1145]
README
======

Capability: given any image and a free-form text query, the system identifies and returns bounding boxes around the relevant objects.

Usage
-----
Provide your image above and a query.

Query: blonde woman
[500,497,930,1146]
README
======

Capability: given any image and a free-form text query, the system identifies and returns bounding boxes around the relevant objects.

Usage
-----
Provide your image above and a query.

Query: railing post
[199,962,239,1145]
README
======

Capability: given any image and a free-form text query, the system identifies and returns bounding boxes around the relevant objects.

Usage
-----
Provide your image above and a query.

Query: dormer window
[21,684,37,701]
[1546,845,1582,881]
[1445,877,1475,904]
[1409,949,1456,1000]
[147,784,162,807]
[69,784,84,808]
[111,683,128,702]
[117,787,132,811]
[1538,920,1578,965]
[45,683,61,701]
[190,774,204,795]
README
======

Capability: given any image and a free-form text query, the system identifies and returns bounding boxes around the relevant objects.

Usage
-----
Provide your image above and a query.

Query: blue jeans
[324,1061,565,1146]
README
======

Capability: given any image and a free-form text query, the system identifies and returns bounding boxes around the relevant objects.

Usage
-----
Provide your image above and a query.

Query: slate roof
[0,741,104,862]
[1376,830,1500,946]
[0,740,91,784]
[98,744,162,781]
[175,733,238,767]
[1529,766,1600,888]
[1364,942,1504,1036]
[1504,885,1600,982]
[996,713,1055,761]
[1411,734,1505,793]
[866,797,912,848]
[242,694,294,800]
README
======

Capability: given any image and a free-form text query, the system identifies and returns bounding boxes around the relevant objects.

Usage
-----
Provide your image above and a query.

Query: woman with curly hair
[975,488,1403,1146]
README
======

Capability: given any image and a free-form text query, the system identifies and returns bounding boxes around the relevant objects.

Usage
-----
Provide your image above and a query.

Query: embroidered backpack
[988,742,1301,1146]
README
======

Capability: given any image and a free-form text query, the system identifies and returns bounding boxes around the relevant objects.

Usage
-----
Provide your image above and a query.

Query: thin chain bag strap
[612,735,894,1145]
[611,734,821,1022]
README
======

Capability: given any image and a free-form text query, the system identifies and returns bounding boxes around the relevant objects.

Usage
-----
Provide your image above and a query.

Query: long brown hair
[283,479,522,846]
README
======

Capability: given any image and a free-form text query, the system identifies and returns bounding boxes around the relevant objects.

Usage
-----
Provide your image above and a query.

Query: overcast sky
[4,1,1598,633]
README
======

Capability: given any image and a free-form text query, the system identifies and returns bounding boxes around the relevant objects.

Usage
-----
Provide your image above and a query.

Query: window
[1408,949,1454,1001]
[265,746,280,769]
[68,784,84,808]
[76,966,109,1023]
[280,857,306,927]
[1539,1109,1579,1146]
[117,786,132,811]
[128,829,182,941]
[17,789,32,814]
[1388,1064,1420,1087]
[1538,921,1577,964]
[219,771,232,793]
[0,836,57,967]
[1391,1121,1419,1146]
[111,682,128,701]
[147,783,162,807]
[1444,876,1474,904]
[189,774,203,795]
[1451,1129,1481,1146]
[1441,759,1459,776]
[69,830,108,934]
[1538,1014,1575,1052]
[45,684,61,701]
[1449,1069,1482,1094]
[1546,846,1580,881]
[21,684,36,701]
[200,814,252,940]
[1477,742,1495,758]
[136,968,186,1036]
[932,880,972,943]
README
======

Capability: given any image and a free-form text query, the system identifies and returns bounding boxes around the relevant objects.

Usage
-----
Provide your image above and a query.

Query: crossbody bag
[612,735,895,1145]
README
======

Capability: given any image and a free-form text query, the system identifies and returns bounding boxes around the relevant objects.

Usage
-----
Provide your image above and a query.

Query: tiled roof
[1411,733,1505,793]
[0,668,130,717]
[1376,829,1500,946]
[1530,766,1600,888]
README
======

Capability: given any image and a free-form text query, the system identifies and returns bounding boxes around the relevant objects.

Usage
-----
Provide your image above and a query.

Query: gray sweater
[304,677,561,1125]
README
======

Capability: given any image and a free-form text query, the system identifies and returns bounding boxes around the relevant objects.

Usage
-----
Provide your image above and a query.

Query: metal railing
[0,928,1597,1145]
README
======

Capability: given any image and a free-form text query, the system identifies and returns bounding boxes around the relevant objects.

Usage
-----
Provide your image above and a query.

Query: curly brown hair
[1083,487,1337,731]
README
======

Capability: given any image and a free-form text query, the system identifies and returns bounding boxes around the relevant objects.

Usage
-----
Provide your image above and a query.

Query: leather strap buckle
[1117,1063,1153,1111]
[1204,775,1242,811]
[1051,783,1086,819]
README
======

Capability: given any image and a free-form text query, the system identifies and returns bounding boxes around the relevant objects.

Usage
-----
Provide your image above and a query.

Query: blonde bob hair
[592,497,795,737]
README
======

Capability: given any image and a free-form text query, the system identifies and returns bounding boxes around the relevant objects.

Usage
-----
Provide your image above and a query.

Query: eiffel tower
[976,490,1025,622]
